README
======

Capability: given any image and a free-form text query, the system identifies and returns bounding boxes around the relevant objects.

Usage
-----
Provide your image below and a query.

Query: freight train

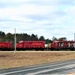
[0,40,75,50]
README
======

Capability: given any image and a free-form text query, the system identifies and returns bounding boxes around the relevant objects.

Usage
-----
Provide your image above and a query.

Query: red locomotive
[16,41,45,50]
[0,42,12,50]
[50,40,75,50]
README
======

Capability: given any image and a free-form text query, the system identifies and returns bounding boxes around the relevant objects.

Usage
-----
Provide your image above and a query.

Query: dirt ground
[0,51,75,69]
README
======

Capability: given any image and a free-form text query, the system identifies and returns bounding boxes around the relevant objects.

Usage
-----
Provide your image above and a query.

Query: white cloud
[0,0,75,40]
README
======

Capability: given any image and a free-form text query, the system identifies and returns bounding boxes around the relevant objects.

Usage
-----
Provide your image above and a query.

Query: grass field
[0,51,75,69]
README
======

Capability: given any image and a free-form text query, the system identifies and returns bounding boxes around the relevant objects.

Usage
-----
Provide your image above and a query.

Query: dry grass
[0,51,75,69]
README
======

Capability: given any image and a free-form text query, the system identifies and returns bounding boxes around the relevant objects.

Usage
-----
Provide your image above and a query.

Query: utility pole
[14,28,16,53]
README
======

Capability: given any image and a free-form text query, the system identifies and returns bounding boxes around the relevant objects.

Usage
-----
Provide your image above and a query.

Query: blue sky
[0,0,75,40]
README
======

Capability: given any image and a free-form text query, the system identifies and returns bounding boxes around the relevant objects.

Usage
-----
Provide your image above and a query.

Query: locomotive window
[59,43,61,46]
[68,43,71,47]
[59,42,63,47]
[61,43,63,47]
